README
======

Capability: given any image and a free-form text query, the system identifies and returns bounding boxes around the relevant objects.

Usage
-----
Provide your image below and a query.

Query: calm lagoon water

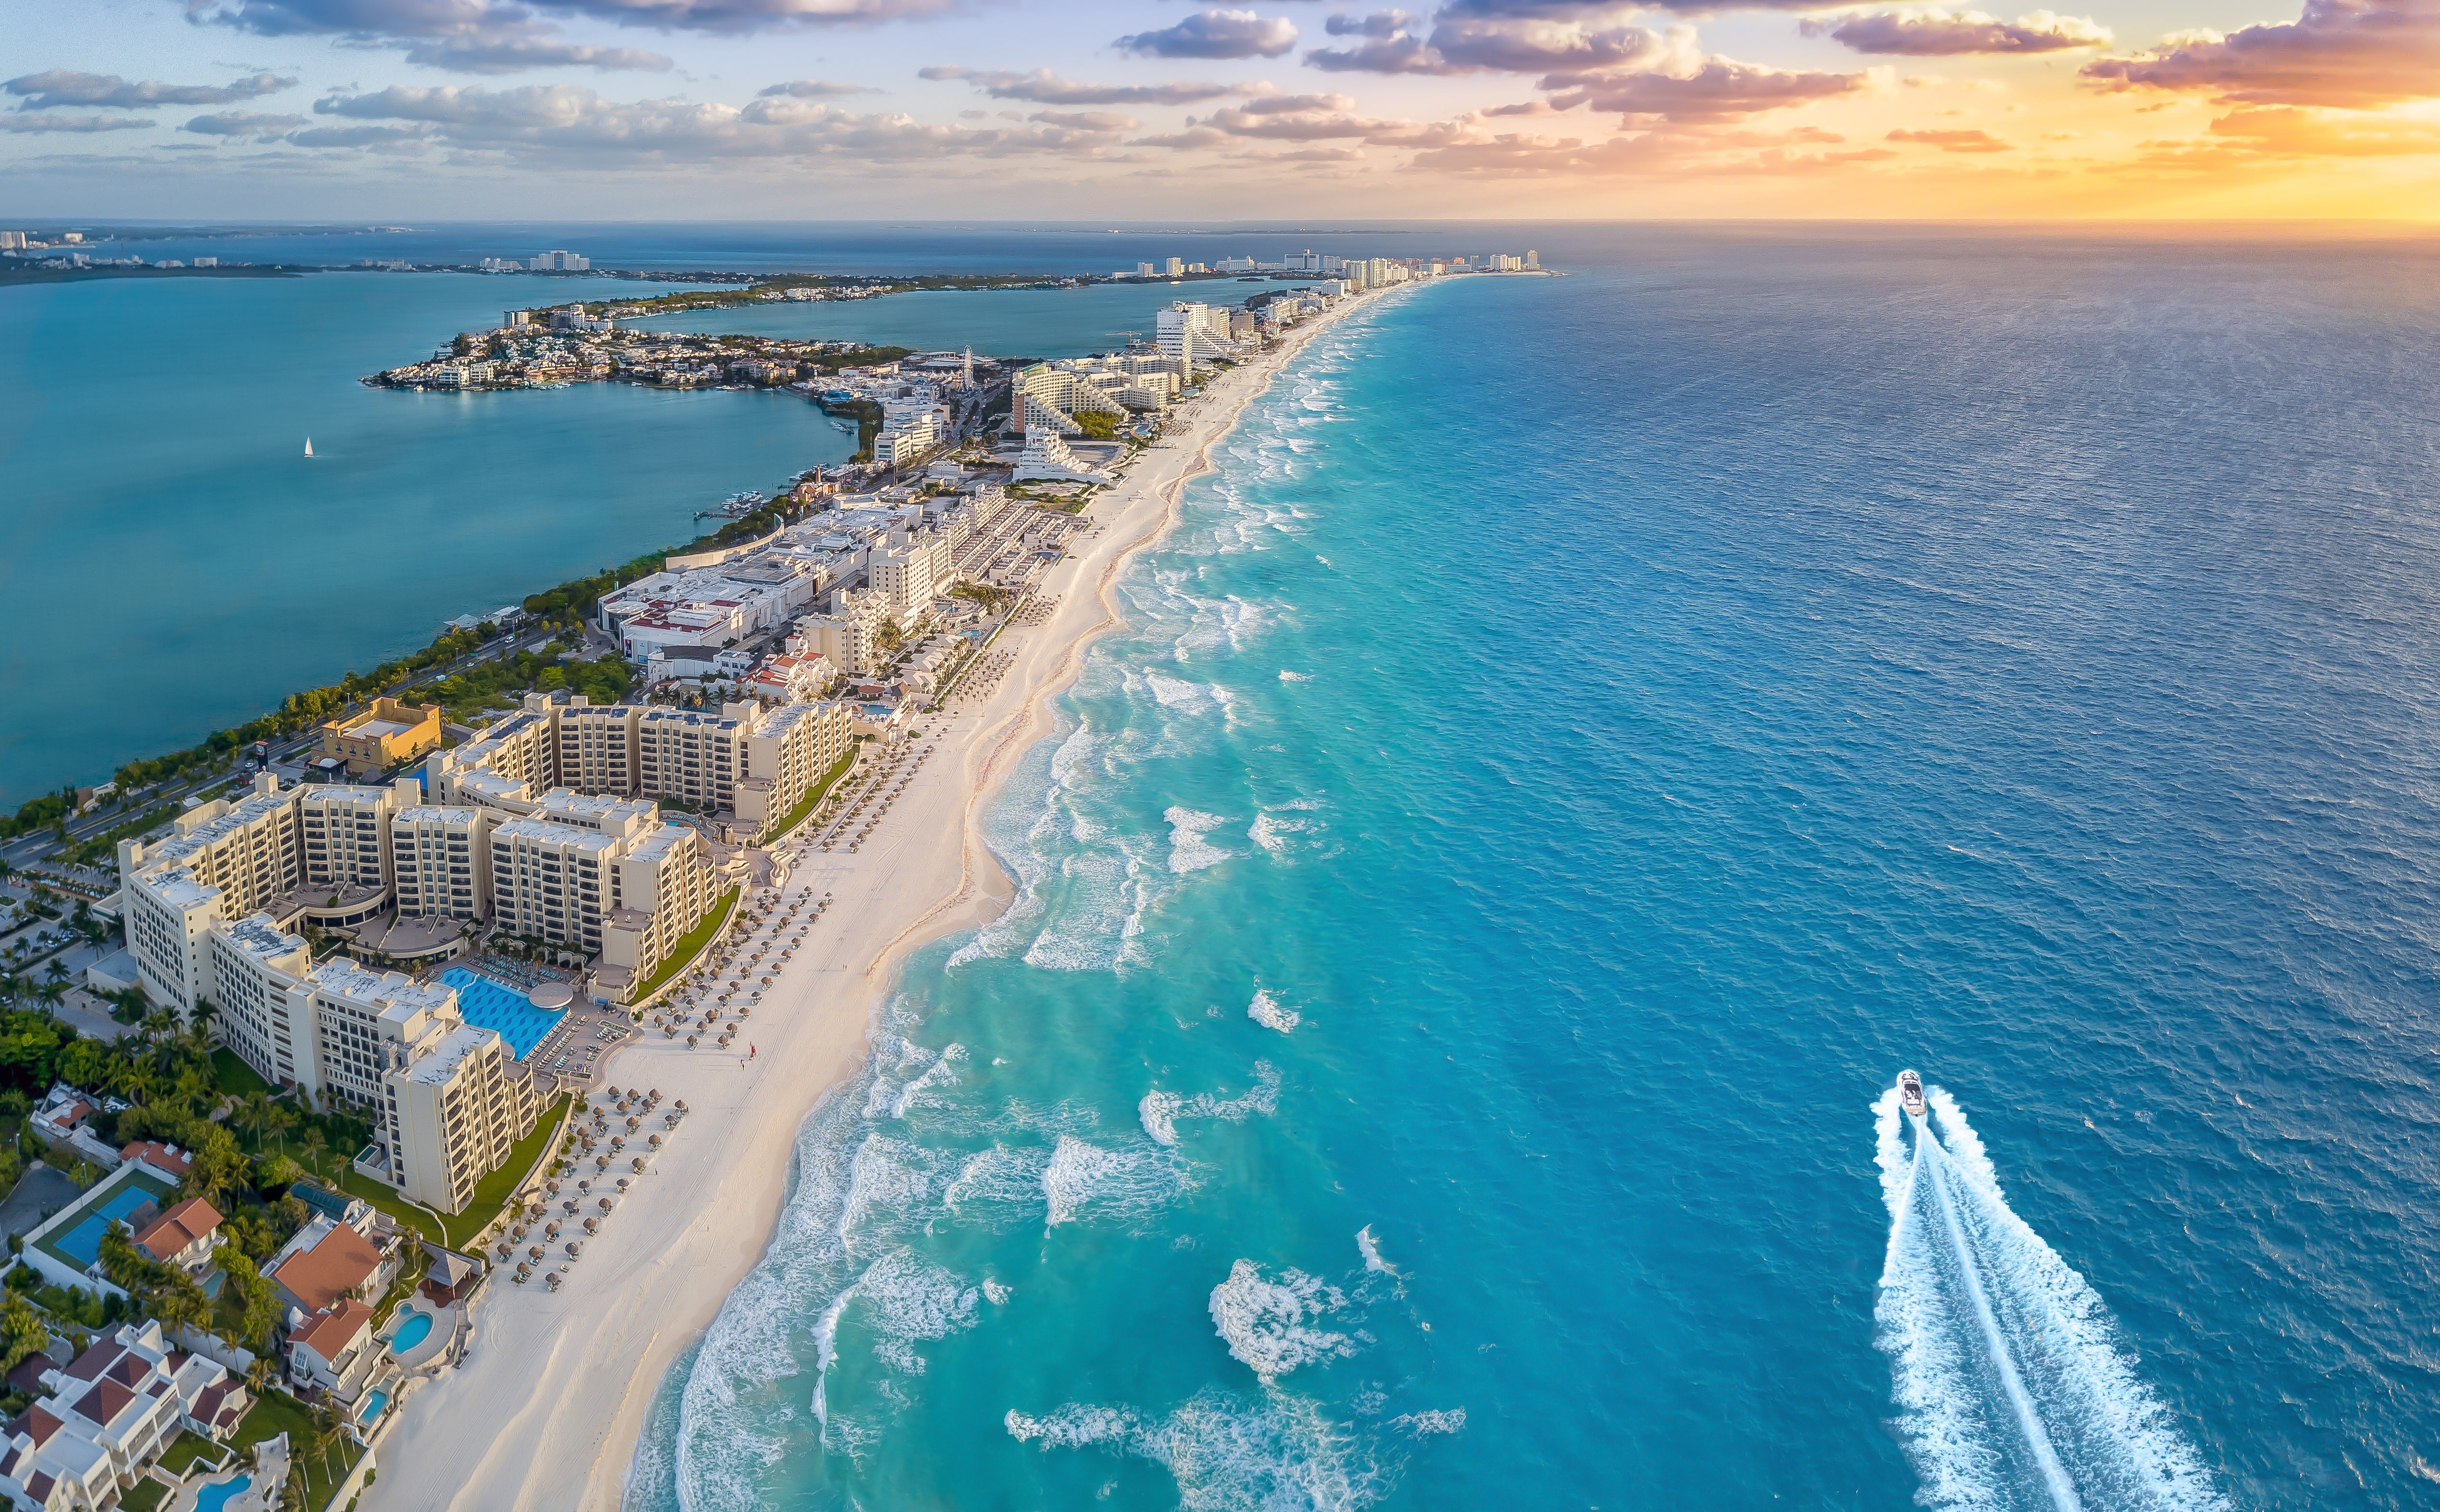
[0,271,851,804]
[628,230,2440,1512]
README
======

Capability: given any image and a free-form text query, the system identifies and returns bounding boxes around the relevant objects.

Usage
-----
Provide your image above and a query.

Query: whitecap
[1278,669,1312,682]
[1141,1063,1282,1147]
[1166,806,1238,875]
[1355,1225,1396,1276]
[1042,1133,1183,1228]
[1248,989,1301,1034]
[1389,1408,1466,1437]
[1208,1259,1354,1382]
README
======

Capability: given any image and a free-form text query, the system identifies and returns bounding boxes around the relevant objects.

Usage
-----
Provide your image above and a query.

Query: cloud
[312,82,1135,164]
[192,0,957,38]
[183,110,311,138]
[1305,5,1682,74]
[0,113,158,133]
[760,78,879,97]
[1545,59,1870,122]
[2,69,295,109]
[2080,0,2440,108]
[1028,109,1140,130]
[1806,9,2109,55]
[1327,9,1413,36]
[1403,121,1892,175]
[401,37,674,71]
[1306,32,1459,71]
[1886,125,2014,149]
[918,66,1237,105]
[1117,9,1300,59]
[287,121,438,145]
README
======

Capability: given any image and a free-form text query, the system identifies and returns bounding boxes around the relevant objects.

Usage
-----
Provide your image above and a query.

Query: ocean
[622,228,2440,1512]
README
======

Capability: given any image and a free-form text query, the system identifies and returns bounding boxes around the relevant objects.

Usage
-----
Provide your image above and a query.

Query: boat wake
[1873,1083,2228,1512]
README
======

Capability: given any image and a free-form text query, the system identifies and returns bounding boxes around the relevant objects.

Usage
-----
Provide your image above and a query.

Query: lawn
[294,1093,569,1251]
[156,1429,227,1477]
[120,1476,169,1512]
[631,888,738,1004]
[768,751,857,841]
[233,1389,361,1510]
[210,1047,275,1099]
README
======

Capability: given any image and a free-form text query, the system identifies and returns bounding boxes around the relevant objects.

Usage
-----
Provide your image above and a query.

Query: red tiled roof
[25,1406,62,1446]
[79,1379,137,1431]
[24,1471,52,1502]
[61,1345,122,1385]
[132,1197,221,1262]
[290,1301,373,1363]
[272,1224,383,1311]
[119,1140,191,1176]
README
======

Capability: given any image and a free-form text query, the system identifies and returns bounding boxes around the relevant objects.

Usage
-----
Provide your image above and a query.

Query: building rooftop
[291,1300,373,1361]
[493,816,618,853]
[220,914,308,964]
[403,1024,501,1086]
[271,1221,383,1311]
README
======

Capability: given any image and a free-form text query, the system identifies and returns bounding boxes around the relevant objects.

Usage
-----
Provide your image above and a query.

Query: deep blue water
[627,231,2440,1512]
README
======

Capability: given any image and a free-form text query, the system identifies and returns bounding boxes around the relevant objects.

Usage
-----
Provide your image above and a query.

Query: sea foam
[1209,1260,1354,1382]
[1248,989,1301,1034]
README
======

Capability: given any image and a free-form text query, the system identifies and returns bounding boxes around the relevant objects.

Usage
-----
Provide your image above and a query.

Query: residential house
[128,1199,221,1279]
[286,1301,376,1397]
[265,1215,395,1317]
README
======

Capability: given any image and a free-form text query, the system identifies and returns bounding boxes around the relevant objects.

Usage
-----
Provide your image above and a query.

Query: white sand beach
[363,288,1381,1512]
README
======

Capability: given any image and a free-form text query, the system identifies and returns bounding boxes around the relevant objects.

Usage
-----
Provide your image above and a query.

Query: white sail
[304,437,314,457]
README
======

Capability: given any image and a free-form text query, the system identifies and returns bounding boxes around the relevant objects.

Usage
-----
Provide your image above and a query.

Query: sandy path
[362,287,1380,1512]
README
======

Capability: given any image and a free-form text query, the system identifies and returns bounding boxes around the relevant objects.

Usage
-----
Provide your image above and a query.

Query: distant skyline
[2,0,2433,219]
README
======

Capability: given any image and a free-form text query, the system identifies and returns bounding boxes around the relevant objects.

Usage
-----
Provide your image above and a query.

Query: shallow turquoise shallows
[440,968,562,1060]
[627,232,2440,1512]
[0,272,851,805]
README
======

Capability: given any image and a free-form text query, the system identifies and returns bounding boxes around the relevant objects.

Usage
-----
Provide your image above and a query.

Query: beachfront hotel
[316,696,443,776]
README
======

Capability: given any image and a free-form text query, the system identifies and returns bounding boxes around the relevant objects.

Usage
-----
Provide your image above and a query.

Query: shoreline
[362,280,1405,1512]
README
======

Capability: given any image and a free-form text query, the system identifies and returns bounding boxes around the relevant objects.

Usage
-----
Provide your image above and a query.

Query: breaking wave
[1248,988,1301,1033]
[1209,1259,1356,1382]
[1139,1061,1282,1147]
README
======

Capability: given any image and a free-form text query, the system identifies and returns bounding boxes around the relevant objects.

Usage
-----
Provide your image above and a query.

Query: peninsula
[0,246,1547,1512]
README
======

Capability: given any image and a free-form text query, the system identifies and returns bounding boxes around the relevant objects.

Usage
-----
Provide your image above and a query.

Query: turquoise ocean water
[625,233,2440,1512]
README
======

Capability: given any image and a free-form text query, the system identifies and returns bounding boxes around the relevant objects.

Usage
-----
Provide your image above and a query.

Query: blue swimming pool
[50,1183,162,1267]
[388,1309,432,1354]
[357,1387,390,1421]
[195,1473,251,1512]
[439,968,562,1060]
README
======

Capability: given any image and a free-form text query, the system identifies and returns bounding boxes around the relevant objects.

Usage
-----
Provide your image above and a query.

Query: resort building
[490,819,619,954]
[1015,429,1115,486]
[207,915,314,1086]
[597,822,716,999]
[635,706,750,815]
[316,697,442,776]
[557,700,644,793]
[390,806,495,922]
[383,1015,533,1214]
[798,592,887,676]
[735,701,853,837]
[298,779,418,903]
[867,530,952,621]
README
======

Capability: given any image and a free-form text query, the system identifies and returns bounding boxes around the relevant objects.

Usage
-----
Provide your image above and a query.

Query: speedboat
[1898,1069,1927,1119]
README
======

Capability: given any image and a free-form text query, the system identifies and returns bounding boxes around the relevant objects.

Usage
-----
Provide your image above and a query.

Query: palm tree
[301,1127,328,1178]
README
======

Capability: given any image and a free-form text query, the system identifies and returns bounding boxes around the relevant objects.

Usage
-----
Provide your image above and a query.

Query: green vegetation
[769,752,858,841]
[949,581,1011,614]
[1074,410,1120,442]
[63,804,177,868]
[120,1477,169,1512]
[157,1430,226,1478]
[633,888,740,1004]
[801,344,912,374]
[235,1388,361,1510]
[422,651,633,721]
[210,1047,274,1098]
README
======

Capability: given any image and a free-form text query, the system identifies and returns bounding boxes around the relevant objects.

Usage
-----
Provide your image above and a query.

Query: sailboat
[304,437,315,458]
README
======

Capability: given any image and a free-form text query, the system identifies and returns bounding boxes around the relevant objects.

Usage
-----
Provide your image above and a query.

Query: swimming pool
[439,968,563,1060]
[195,1473,251,1512]
[388,1309,433,1354]
[50,1184,161,1267]
[357,1388,389,1422]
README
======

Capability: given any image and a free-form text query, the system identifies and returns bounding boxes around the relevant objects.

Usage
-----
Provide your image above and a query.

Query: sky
[0,0,2434,219]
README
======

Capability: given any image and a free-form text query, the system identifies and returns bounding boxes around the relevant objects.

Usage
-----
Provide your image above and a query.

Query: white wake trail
[1874,1083,2230,1512]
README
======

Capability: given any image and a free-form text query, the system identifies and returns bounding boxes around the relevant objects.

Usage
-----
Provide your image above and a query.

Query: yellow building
[319,698,443,776]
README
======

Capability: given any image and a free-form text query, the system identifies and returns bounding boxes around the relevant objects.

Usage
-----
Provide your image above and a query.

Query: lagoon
[0,272,852,805]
